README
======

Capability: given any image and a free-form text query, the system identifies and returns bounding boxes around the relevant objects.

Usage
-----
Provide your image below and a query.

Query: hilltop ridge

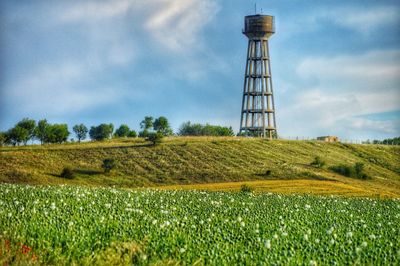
[1,137,399,197]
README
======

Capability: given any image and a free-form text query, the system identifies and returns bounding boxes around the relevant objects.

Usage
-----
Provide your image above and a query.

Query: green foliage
[0,132,6,146]
[139,129,149,138]
[140,116,153,130]
[35,119,49,144]
[310,156,326,168]
[329,162,370,180]
[16,118,36,145]
[240,184,253,193]
[353,162,369,179]
[153,116,173,136]
[73,124,88,142]
[60,167,75,179]
[114,124,130,138]
[89,124,114,141]
[146,132,164,145]
[329,165,353,177]
[128,130,137,138]
[373,137,400,145]
[179,121,234,136]
[1,184,399,265]
[102,158,116,173]
[45,124,70,144]
[7,126,28,146]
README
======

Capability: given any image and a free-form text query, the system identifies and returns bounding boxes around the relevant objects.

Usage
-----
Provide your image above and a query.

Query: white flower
[265,239,271,249]
[361,241,367,248]
[105,203,111,208]
[330,239,335,245]
[369,234,376,240]
[356,247,362,253]
[50,203,56,210]
[315,239,320,244]
[240,221,245,227]
[68,221,74,227]
[237,216,242,222]
[309,260,317,266]
[305,204,311,209]
[179,248,186,253]
[273,234,278,239]
[346,232,353,238]
[304,234,309,241]
[327,227,334,235]
[282,232,288,237]
[7,212,12,218]
[255,229,260,234]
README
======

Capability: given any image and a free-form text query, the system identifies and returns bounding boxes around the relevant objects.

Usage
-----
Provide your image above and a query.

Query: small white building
[317,136,340,142]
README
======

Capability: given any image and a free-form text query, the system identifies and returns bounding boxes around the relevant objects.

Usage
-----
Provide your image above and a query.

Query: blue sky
[1,0,399,140]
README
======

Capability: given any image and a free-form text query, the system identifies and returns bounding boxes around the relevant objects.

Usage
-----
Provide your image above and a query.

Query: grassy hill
[1,137,399,197]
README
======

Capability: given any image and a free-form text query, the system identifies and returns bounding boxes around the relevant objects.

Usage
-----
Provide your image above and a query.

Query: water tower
[239,14,277,138]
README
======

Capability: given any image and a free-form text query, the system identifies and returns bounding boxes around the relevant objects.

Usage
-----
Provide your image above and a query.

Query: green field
[1,184,399,265]
[1,137,400,197]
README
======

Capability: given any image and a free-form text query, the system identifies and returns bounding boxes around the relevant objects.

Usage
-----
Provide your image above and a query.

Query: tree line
[0,117,234,146]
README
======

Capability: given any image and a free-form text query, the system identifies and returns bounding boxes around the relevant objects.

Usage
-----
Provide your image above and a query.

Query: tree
[178,122,234,136]
[73,124,88,143]
[114,124,130,138]
[128,130,137,138]
[46,124,69,144]
[153,116,173,136]
[16,118,36,145]
[147,132,164,145]
[7,126,28,146]
[89,124,114,141]
[139,129,149,138]
[35,119,49,145]
[102,158,116,173]
[140,116,153,130]
[0,132,6,146]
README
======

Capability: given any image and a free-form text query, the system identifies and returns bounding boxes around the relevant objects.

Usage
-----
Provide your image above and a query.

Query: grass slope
[0,137,399,197]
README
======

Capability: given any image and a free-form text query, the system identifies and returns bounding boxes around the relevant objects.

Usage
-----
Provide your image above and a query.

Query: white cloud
[5,63,123,115]
[280,5,400,38]
[328,6,400,34]
[341,117,400,135]
[59,0,136,22]
[298,50,400,84]
[145,0,219,52]
[59,0,219,53]
[279,49,400,138]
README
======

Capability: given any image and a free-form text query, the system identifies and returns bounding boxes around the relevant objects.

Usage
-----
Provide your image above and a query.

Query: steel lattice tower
[239,14,277,138]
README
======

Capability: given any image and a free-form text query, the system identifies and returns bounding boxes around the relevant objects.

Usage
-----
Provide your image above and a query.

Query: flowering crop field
[1,184,399,265]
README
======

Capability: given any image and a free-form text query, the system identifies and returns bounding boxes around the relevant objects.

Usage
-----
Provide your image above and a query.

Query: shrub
[102,158,116,173]
[240,184,253,193]
[329,165,352,177]
[128,130,137,138]
[147,132,164,145]
[329,162,370,180]
[114,124,130,138]
[353,162,369,180]
[310,156,326,168]
[60,167,75,179]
